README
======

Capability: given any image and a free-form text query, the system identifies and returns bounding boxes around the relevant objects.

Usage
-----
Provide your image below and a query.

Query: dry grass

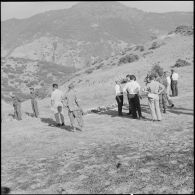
[1,34,194,194]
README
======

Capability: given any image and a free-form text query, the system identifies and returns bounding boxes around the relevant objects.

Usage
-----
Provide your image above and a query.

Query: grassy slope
[1,34,193,194]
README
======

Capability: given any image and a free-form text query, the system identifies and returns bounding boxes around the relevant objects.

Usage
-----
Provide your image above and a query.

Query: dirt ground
[1,90,193,194]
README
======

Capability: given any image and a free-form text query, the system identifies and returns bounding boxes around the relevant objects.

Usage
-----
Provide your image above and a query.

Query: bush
[172,59,191,68]
[118,54,139,65]
[85,68,94,74]
[149,42,165,50]
[134,45,144,52]
[151,64,164,77]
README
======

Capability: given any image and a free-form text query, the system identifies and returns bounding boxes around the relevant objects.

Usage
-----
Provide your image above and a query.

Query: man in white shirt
[51,83,65,127]
[171,69,179,96]
[125,75,132,115]
[115,80,123,116]
[123,75,143,119]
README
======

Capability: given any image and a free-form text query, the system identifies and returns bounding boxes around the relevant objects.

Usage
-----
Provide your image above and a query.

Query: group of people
[115,69,179,121]
[9,68,179,125]
[9,87,39,121]
[51,83,84,131]
[9,83,84,132]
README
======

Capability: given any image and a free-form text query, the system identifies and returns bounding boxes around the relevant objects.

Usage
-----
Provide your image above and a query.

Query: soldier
[29,87,39,118]
[10,92,22,120]
[64,83,84,131]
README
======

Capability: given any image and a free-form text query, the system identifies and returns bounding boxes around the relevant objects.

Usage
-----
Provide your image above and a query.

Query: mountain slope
[1,27,193,194]
[1,2,193,69]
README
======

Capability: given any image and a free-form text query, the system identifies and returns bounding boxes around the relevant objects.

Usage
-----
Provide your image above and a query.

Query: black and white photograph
[1,1,194,194]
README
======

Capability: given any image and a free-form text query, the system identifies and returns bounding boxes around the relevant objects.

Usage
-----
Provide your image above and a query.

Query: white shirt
[166,76,171,85]
[51,89,64,113]
[172,72,179,81]
[123,81,141,94]
[115,84,123,95]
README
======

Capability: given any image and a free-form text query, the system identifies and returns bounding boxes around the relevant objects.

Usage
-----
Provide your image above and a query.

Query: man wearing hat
[63,83,84,131]
[10,92,22,120]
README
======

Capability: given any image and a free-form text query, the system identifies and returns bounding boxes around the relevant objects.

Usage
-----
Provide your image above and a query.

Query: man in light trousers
[64,83,84,131]
[144,75,165,121]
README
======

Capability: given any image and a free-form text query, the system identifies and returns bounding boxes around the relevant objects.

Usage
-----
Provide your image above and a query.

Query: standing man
[144,75,165,121]
[132,75,144,119]
[164,71,174,108]
[64,83,84,131]
[126,74,132,116]
[123,75,143,119]
[156,72,168,113]
[171,69,179,97]
[29,87,39,118]
[51,84,65,127]
[10,92,22,120]
[115,80,123,116]
[165,71,171,96]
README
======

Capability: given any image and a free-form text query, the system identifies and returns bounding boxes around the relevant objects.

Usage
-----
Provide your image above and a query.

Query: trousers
[116,95,123,115]
[13,104,22,120]
[159,93,167,112]
[148,98,162,121]
[127,94,132,114]
[31,99,39,117]
[171,80,178,96]
[68,110,84,128]
[129,94,142,118]
[54,106,64,124]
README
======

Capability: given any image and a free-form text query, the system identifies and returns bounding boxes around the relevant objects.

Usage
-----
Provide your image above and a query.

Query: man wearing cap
[29,87,39,118]
[51,84,65,127]
[63,83,84,131]
[171,69,179,97]
[10,92,22,120]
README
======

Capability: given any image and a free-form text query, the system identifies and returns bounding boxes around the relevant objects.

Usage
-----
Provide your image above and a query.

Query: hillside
[1,2,193,70]
[1,57,75,102]
[1,26,194,194]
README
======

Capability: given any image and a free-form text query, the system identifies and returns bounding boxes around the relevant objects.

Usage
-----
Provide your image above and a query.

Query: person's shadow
[40,117,81,131]
[25,112,35,117]
[95,104,151,121]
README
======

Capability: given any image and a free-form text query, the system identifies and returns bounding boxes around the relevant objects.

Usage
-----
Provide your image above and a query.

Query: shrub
[85,68,94,74]
[172,59,191,68]
[134,45,144,52]
[151,64,164,77]
[149,42,165,50]
[118,54,139,65]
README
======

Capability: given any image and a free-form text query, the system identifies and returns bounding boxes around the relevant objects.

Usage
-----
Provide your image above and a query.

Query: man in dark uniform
[29,87,39,118]
[10,92,22,120]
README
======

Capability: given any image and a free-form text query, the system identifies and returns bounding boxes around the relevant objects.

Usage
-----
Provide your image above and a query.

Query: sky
[1,1,193,21]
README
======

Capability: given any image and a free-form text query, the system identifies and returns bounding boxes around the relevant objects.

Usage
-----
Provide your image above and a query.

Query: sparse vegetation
[85,68,94,74]
[172,59,191,68]
[118,54,139,65]
[149,41,165,50]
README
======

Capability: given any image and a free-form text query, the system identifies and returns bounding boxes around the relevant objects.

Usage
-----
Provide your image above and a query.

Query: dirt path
[1,91,193,194]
